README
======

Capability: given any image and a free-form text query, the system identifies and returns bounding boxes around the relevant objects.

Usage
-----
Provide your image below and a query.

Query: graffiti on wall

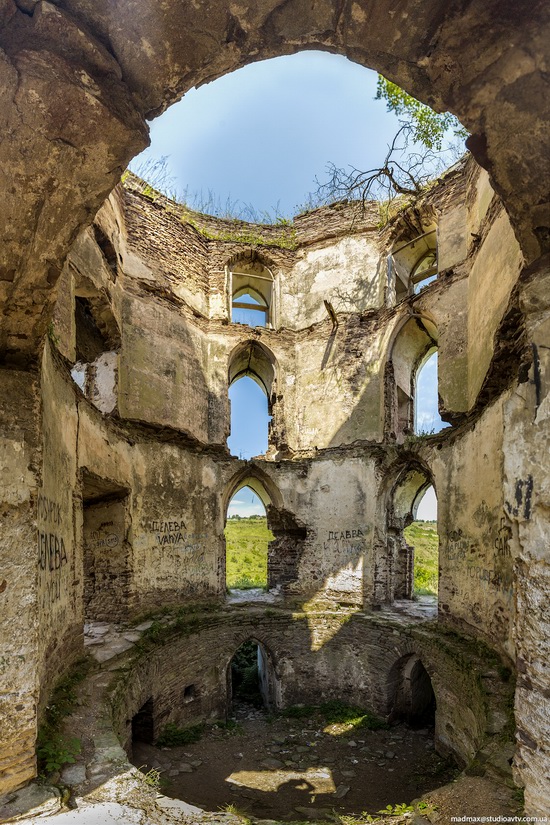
[37,493,68,607]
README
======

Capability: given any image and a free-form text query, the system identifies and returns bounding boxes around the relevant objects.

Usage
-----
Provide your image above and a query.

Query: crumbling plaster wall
[219,456,376,607]
[432,398,515,660]
[37,344,82,705]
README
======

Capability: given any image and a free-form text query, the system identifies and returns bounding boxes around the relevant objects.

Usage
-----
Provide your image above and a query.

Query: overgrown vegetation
[36,658,91,776]
[404,521,439,596]
[225,516,273,590]
[156,722,204,747]
[282,700,387,733]
[124,75,467,229]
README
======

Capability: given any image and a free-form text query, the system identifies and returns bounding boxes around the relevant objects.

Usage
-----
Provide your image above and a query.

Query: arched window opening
[225,487,272,595]
[389,226,438,304]
[414,350,448,435]
[389,655,436,729]
[228,377,271,458]
[228,640,278,715]
[388,315,437,441]
[386,465,438,607]
[228,254,274,328]
[228,340,276,458]
[404,484,439,597]
[71,278,121,414]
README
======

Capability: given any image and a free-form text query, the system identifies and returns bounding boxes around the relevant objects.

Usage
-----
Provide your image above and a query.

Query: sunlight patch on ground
[226,766,336,794]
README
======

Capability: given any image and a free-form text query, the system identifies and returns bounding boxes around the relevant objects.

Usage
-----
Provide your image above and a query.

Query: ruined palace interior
[0,1,549,822]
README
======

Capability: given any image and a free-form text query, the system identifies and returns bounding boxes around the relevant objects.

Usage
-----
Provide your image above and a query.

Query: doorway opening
[228,640,277,714]
[389,655,436,729]
[81,470,130,622]
[131,698,155,747]
[404,484,439,597]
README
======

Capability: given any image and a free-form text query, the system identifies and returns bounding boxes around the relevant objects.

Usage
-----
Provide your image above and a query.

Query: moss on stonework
[183,215,298,250]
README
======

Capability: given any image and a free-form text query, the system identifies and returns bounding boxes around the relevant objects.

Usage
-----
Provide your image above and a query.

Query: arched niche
[385,313,438,440]
[387,653,437,729]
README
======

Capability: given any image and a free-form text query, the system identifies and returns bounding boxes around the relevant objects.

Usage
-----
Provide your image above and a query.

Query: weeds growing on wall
[36,657,91,776]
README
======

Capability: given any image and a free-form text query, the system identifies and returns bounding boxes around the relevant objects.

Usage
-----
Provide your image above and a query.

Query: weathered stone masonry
[0,1,549,816]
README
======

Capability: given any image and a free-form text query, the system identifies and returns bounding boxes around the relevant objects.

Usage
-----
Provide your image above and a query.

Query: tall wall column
[504,256,550,816]
[0,369,41,793]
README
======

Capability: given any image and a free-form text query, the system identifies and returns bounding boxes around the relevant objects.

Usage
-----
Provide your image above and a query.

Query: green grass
[225,516,273,589]
[404,520,439,595]
[282,701,387,732]
[156,722,204,746]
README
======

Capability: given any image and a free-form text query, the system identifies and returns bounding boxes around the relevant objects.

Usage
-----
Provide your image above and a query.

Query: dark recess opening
[390,655,436,729]
[407,659,436,727]
[231,641,263,708]
[75,297,109,362]
[132,698,154,744]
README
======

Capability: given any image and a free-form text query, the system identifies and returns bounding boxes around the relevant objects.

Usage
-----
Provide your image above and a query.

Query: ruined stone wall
[1,157,536,802]
[0,369,40,794]
[110,610,508,770]
[433,399,515,660]
[503,258,550,815]
[37,344,83,705]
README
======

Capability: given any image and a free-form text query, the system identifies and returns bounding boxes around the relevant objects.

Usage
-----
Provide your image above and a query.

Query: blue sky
[132,52,405,217]
[134,51,446,520]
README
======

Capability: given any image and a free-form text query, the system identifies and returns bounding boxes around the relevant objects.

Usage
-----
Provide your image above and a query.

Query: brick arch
[0,0,547,363]
[223,465,284,516]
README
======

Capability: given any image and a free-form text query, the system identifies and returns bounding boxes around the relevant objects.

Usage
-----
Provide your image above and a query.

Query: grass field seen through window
[225,516,438,595]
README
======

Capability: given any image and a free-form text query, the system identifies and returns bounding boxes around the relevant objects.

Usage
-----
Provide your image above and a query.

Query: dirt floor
[131,703,457,821]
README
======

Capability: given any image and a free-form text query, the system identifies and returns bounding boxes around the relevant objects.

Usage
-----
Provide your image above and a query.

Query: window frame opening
[385,463,438,605]
[225,485,272,596]
[227,254,275,328]
[414,347,448,436]
[389,227,438,304]
[387,314,438,442]
[228,340,277,457]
